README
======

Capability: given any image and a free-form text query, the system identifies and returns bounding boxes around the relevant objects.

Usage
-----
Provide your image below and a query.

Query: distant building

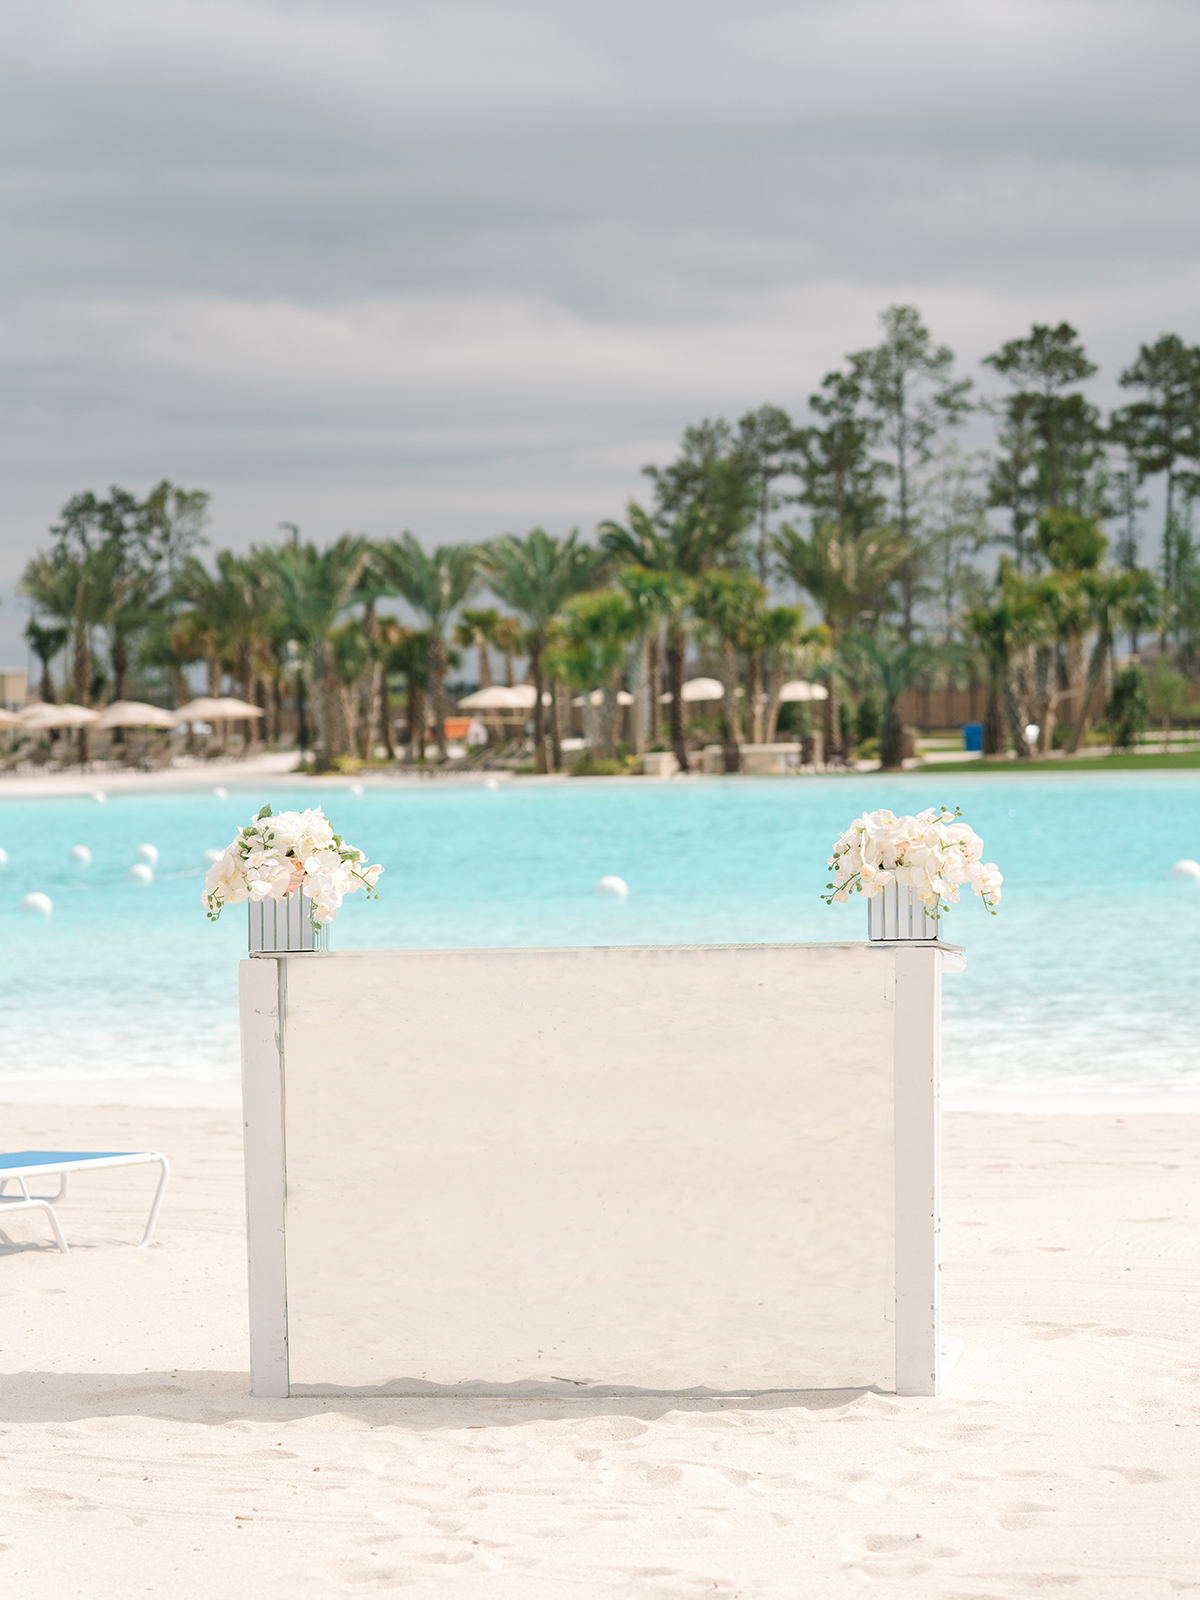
[0,669,27,709]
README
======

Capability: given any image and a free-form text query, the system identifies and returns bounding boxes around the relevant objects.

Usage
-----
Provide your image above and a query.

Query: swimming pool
[0,773,1196,1094]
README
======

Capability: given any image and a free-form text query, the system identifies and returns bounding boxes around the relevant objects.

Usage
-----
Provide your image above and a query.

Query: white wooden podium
[239,942,964,1400]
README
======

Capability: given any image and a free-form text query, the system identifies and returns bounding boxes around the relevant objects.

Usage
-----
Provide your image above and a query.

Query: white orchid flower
[822,805,999,918]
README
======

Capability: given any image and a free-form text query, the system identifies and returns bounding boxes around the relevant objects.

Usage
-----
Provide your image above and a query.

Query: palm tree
[21,546,115,707]
[138,615,207,728]
[175,552,260,696]
[483,529,606,772]
[250,606,295,749]
[38,495,172,722]
[492,616,523,686]
[690,569,766,769]
[843,631,942,769]
[105,559,160,716]
[21,543,121,761]
[1033,509,1106,745]
[24,619,68,704]
[381,622,433,760]
[771,522,907,758]
[598,501,727,574]
[327,619,374,759]
[1066,567,1159,752]
[172,563,224,699]
[965,569,1045,757]
[454,608,502,689]
[175,550,274,749]
[547,589,639,760]
[344,550,398,761]
[1026,571,1087,754]
[258,536,368,766]
[374,536,478,760]
[598,501,731,771]
[244,546,310,745]
[740,605,823,744]
[544,616,597,753]
[617,566,687,754]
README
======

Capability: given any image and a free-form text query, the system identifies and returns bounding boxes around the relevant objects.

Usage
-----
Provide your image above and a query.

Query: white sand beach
[0,751,309,800]
[2,1100,1196,1598]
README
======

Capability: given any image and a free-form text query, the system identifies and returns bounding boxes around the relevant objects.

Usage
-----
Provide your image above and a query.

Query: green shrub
[1106,664,1150,750]
[570,754,625,777]
[855,689,881,746]
[774,701,810,736]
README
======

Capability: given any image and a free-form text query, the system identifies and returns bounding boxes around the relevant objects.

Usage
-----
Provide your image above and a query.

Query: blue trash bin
[962,722,983,752]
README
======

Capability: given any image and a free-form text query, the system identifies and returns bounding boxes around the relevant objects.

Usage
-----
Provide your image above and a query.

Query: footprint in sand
[1097,1465,1169,1483]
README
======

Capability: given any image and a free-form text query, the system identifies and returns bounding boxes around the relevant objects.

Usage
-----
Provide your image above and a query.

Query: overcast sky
[3,0,1199,663]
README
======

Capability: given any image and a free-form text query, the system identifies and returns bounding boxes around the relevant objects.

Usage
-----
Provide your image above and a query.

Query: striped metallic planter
[248,889,329,953]
[867,881,939,941]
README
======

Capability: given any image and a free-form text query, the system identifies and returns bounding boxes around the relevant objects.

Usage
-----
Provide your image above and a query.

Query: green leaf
[256,803,272,820]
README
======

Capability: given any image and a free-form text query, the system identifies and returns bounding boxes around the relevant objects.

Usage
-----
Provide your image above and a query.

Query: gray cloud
[3,0,1199,662]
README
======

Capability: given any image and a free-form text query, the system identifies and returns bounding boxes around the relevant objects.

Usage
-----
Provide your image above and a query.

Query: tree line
[20,305,1200,771]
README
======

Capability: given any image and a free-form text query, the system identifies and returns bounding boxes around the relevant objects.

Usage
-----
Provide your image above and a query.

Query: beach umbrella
[209,697,265,718]
[457,685,527,710]
[681,677,725,702]
[777,680,829,702]
[20,703,99,728]
[657,678,737,704]
[570,690,635,707]
[457,684,551,713]
[505,684,552,708]
[0,707,23,726]
[176,697,264,720]
[95,701,181,730]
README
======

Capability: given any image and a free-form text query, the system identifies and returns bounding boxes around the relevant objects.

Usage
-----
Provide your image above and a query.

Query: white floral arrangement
[823,805,1002,914]
[203,804,383,926]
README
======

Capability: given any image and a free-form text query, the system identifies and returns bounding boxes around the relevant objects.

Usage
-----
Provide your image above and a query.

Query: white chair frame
[0,1153,171,1254]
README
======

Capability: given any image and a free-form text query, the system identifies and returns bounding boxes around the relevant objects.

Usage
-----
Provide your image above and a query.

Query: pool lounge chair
[0,1151,170,1254]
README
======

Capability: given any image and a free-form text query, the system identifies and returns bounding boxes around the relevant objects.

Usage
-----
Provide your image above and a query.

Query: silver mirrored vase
[248,889,329,953]
[867,881,939,941]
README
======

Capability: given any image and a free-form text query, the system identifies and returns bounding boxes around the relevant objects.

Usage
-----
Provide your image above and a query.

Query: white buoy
[70,844,92,865]
[595,875,629,898]
[136,843,160,867]
[92,790,107,803]
[483,778,499,791]
[213,785,228,799]
[350,782,364,796]
[128,863,154,886]
[20,892,52,916]
[0,847,8,867]
[203,848,223,866]
[1170,859,1200,881]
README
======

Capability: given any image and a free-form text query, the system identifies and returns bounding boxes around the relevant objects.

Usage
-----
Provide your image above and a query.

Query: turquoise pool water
[0,773,1197,1093]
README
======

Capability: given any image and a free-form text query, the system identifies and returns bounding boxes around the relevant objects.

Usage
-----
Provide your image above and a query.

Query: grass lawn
[916,749,1200,774]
